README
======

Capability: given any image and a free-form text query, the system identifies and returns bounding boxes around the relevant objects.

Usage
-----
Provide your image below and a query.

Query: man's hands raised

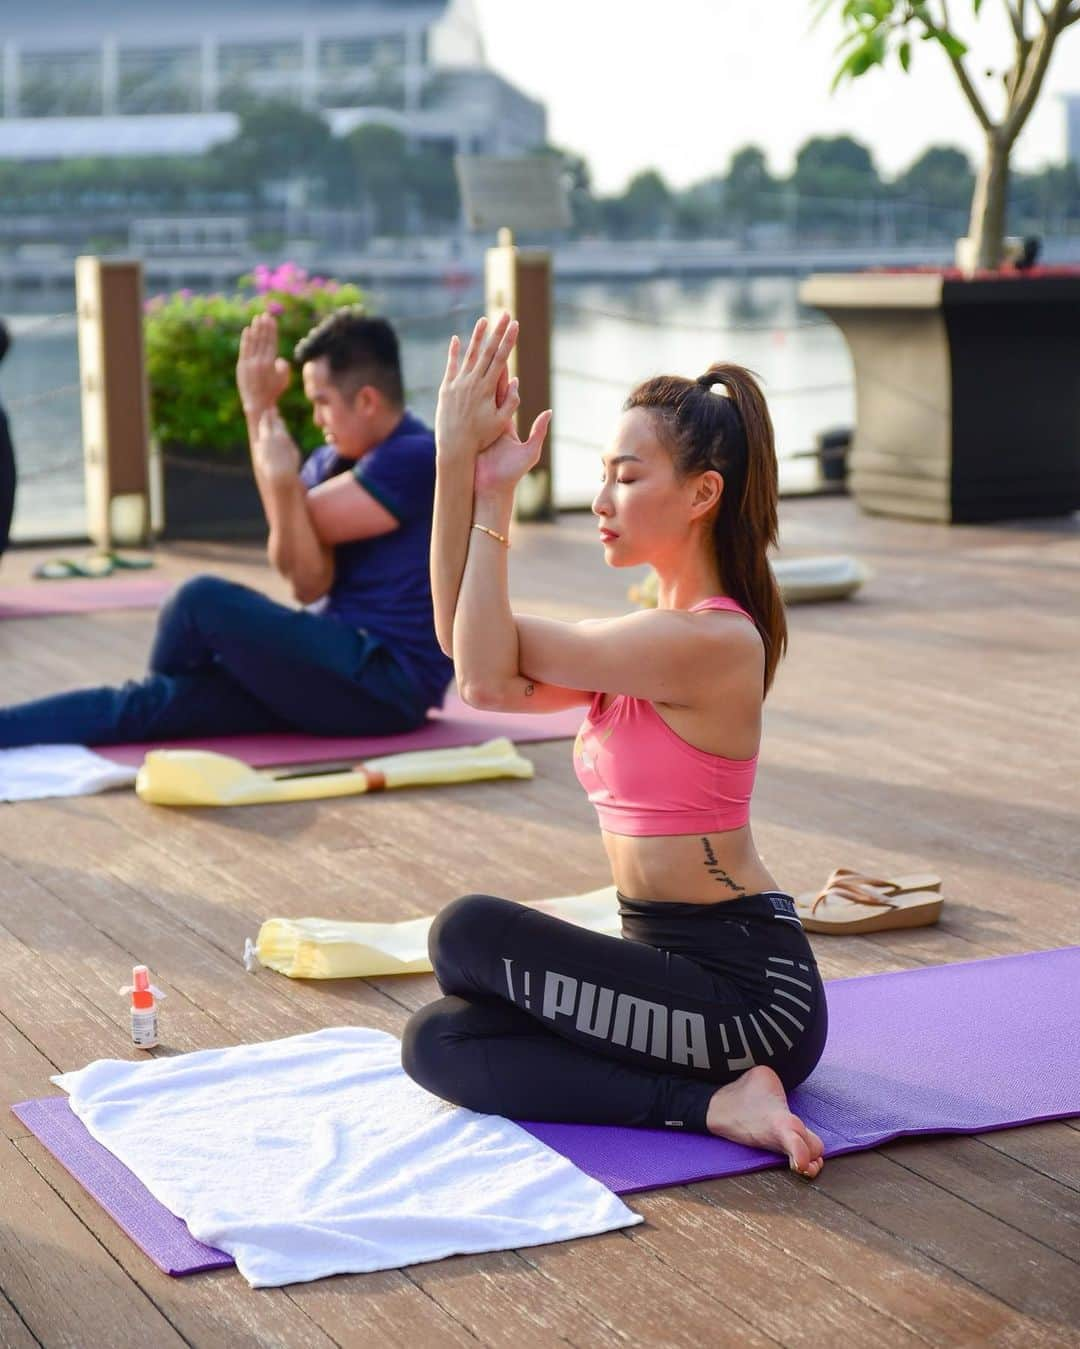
[237,312,291,418]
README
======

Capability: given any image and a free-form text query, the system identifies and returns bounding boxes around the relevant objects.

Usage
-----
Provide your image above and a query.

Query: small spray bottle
[119,965,165,1049]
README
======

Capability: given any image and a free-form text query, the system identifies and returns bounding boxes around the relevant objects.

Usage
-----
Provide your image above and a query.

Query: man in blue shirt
[0,309,453,746]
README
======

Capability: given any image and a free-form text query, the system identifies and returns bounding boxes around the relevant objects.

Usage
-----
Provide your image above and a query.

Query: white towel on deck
[54,1026,640,1287]
[0,744,137,801]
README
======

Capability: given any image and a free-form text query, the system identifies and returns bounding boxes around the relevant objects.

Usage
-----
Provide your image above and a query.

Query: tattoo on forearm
[700,837,747,893]
[524,682,535,696]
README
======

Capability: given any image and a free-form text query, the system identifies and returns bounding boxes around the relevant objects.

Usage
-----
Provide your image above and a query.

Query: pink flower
[269,261,308,295]
[267,300,285,315]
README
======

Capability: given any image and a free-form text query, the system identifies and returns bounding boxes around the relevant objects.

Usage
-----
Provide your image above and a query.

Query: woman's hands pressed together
[435,314,552,500]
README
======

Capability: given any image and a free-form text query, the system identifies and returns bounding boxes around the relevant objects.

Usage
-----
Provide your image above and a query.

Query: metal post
[2,42,18,118]
[301,31,319,110]
[404,24,422,115]
[484,228,555,521]
[201,35,218,114]
[75,257,154,550]
[102,37,117,116]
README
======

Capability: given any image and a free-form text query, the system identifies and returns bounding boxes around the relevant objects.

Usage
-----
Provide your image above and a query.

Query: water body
[1,274,852,541]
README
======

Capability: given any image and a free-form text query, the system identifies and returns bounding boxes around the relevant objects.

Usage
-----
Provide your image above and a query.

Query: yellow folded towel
[245,886,621,979]
[136,737,534,807]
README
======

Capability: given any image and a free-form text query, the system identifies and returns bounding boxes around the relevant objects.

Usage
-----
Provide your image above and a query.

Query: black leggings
[401,891,828,1134]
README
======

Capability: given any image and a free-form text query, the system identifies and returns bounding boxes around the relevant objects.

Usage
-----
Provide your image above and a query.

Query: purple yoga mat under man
[93,693,586,770]
[12,947,1079,1279]
[0,577,174,620]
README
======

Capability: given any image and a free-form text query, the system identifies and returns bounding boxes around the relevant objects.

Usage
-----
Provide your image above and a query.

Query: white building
[0,0,545,160]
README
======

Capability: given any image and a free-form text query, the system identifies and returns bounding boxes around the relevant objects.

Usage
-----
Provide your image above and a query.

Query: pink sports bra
[572,597,759,837]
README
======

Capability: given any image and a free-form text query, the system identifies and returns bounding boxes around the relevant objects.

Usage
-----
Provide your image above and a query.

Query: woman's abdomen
[602,825,779,904]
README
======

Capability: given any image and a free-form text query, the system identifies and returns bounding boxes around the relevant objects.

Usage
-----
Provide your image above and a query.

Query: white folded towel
[0,744,137,801]
[55,1026,640,1287]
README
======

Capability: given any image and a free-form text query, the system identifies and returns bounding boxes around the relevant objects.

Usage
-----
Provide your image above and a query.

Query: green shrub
[144,264,366,460]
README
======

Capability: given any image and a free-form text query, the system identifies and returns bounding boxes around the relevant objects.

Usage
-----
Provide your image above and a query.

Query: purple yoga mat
[95,694,584,769]
[11,1096,231,1275]
[523,945,1080,1191]
[11,947,1080,1277]
[0,577,172,619]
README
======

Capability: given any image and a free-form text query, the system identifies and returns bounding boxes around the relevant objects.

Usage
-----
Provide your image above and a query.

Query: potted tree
[145,265,365,538]
[800,1,1080,522]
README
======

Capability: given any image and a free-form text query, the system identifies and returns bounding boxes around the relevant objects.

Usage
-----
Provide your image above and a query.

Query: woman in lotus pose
[402,314,827,1177]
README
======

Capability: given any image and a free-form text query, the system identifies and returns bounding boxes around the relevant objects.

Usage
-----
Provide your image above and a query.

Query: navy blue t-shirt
[300,411,453,709]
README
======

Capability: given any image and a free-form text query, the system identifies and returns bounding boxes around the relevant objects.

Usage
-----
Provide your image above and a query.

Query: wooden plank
[0,904,136,1085]
[979,1123,1080,1194]
[811,1150,1080,1327]
[0,836,401,1052]
[878,1135,1080,1263]
[0,1289,38,1349]
[514,1227,779,1349]
[403,1248,629,1347]
[285,1271,480,1349]
[0,968,84,1142]
[0,1136,188,1349]
[684,1167,1064,1346]
[628,1185,923,1346]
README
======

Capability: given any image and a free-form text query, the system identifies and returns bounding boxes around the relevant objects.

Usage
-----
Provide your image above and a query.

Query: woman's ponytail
[626,363,787,692]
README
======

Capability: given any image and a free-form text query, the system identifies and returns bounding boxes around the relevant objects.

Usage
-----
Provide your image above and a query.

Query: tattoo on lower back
[700,838,746,893]
[524,682,535,696]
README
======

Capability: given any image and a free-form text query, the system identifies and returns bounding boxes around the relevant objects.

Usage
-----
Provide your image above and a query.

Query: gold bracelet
[471,522,510,548]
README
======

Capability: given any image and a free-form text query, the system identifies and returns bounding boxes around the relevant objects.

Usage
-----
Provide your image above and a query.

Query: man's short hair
[0,319,10,365]
[293,309,403,406]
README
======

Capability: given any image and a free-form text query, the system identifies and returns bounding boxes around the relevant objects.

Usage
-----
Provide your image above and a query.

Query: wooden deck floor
[1,497,1078,1348]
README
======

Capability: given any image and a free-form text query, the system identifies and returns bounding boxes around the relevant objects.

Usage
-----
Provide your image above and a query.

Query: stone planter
[798,272,1080,523]
[161,450,266,540]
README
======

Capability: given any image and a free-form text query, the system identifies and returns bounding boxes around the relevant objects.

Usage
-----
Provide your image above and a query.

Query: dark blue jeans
[0,575,430,747]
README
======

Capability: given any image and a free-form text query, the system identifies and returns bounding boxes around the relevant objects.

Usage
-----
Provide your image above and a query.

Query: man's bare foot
[705,1065,824,1179]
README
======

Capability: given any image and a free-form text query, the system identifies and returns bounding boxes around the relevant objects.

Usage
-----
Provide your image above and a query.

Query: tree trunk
[965,131,1011,273]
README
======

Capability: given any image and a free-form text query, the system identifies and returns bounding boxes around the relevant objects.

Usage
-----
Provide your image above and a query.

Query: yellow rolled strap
[136,736,534,807]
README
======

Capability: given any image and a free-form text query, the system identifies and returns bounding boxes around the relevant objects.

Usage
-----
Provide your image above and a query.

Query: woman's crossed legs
[402,893,826,1176]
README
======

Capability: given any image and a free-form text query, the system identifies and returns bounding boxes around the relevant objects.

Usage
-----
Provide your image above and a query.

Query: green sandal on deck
[32,552,154,581]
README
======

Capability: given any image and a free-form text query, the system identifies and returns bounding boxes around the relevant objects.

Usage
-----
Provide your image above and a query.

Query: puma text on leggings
[402,890,828,1133]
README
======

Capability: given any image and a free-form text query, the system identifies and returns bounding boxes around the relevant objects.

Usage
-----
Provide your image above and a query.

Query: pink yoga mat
[96,694,584,768]
[0,577,173,619]
[11,946,1080,1278]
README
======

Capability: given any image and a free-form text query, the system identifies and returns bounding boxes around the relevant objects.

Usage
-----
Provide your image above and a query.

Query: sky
[473,0,1080,192]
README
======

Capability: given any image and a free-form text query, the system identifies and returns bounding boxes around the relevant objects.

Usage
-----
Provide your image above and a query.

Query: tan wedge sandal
[816,868,942,898]
[796,869,944,935]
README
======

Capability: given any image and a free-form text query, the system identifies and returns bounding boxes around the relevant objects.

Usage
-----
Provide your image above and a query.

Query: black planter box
[799,272,1080,524]
[162,452,267,540]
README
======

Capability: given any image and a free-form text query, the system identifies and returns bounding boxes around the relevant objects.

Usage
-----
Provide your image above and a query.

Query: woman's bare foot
[705,1066,824,1179]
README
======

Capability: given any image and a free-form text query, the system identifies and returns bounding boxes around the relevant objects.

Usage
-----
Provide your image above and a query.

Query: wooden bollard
[75,257,153,549]
[484,228,555,522]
